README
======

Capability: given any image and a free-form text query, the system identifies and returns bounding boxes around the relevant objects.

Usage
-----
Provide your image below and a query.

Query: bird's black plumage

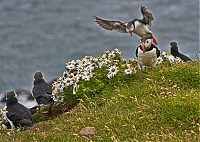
[2,91,34,129]
[135,37,160,72]
[136,44,160,58]
[32,72,54,113]
[170,42,192,62]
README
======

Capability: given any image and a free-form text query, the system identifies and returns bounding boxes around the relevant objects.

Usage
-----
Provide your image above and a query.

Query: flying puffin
[32,71,54,114]
[1,91,34,129]
[169,42,192,62]
[94,6,158,45]
[136,37,160,72]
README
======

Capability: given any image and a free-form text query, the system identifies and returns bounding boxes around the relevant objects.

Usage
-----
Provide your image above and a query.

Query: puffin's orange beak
[142,43,145,54]
[128,30,132,36]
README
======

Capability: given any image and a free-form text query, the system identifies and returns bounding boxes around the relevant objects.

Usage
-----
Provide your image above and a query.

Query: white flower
[124,68,132,74]
[157,57,163,64]
[72,76,80,85]
[63,77,73,86]
[81,55,94,65]
[126,63,133,69]
[54,96,64,102]
[66,60,76,70]
[162,51,166,56]
[166,54,175,63]
[1,106,8,119]
[63,71,69,78]
[162,51,170,57]
[82,71,93,81]
[53,81,64,92]
[98,58,110,68]
[114,48,121,55]
[107,65,118,78]
[84,64,95,72]
[129,58,137,62]
[108,51,115,59]
[102,50,110,58]
[92,57,99,63]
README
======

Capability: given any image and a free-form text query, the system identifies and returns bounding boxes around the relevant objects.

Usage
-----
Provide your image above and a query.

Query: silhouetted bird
[170,42,192,62]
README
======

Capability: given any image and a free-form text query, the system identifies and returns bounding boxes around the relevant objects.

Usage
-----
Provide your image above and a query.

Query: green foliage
[0,59,199,141]
[32,113,50,123]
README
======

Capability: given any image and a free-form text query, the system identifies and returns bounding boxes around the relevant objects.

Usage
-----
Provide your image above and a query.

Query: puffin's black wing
[139,6,154,26]
[94,16,128,33]
[7,104,33,126]
[32,82,52,98]
[135,46,140,57]
[151,44,160,58]
[156,48,160,58]
[178,53,192,62]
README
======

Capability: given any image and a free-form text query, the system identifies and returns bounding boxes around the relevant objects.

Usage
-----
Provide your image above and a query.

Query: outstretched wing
[94,16,128,33]
[140,6,154,26]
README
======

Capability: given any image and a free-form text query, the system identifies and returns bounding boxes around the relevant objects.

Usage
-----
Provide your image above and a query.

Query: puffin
[1,91,34,129]
[136,37,160,72]
[32,71,54,114]
[170,42,192,62]
[94,6,158,45]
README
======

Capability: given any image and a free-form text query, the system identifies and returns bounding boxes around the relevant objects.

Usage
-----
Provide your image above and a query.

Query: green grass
[0,61,199,142]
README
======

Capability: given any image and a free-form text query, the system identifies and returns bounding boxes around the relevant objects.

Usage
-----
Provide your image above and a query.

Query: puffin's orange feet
[41,111,50,114]
[151,35,158,45]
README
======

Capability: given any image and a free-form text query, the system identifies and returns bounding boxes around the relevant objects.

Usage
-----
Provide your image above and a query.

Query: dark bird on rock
[1,91,34,129]
[32,72,54,114]
[136,37,160,72]
[170,42,192,62]
[94,6,158,45]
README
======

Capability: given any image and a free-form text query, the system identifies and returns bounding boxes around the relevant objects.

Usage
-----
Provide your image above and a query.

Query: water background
[0,0,199,107]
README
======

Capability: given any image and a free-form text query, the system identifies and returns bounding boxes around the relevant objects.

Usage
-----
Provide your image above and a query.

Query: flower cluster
[52,48,133,102]
[51,49,185,102]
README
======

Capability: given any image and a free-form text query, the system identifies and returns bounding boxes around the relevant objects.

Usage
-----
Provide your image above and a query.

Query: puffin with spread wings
[94,6,158,45]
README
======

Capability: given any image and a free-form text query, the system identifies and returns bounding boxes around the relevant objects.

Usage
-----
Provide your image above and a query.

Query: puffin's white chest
[137,48,157,67]
[133,21,151,37]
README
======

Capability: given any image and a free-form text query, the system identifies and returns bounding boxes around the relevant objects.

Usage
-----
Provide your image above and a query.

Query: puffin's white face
[126,22,134,36]
[129,24,134,31]
[143,38,152,49]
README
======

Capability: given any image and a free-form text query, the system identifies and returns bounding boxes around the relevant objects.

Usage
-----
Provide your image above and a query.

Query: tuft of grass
[0,61,199,142]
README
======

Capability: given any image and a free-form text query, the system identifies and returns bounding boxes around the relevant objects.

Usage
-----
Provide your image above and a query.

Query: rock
[16,90,34,100]
[79,126,97,136]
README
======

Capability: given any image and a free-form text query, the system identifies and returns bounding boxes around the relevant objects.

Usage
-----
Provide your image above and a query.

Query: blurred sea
[0,0,199,107]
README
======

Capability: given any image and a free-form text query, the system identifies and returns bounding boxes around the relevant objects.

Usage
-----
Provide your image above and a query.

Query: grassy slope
[0,61,199,142]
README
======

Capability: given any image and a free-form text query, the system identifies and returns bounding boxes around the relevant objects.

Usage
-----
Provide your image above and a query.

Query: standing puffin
[32,71,54,114]
[94,6,158,45]
[170,42,192,62]
[1,91,34,129]
[136,37,160,72]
